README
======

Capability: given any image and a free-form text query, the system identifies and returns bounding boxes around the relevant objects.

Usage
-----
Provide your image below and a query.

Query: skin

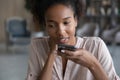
[39,4,108,80]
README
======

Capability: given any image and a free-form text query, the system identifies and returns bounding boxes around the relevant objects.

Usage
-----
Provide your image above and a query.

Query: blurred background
[0,0,120,80]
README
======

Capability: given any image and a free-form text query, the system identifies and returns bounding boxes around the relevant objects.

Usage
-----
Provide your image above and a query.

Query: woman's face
[45,4,77,45]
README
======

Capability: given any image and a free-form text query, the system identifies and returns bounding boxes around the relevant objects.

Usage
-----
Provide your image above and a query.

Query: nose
[56,24,65,36]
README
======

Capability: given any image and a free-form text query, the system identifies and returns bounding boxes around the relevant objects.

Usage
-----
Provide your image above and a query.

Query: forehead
[45,4,74,20]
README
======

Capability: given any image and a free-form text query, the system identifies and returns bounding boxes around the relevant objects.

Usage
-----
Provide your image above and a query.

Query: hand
[58,48,97,68]
[48,38,58,55]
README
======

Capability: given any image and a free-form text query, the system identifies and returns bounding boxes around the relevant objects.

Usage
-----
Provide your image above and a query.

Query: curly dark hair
[29,0,84,27]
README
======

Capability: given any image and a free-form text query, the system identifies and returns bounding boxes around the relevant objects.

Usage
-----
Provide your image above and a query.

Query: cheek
[46,28,56,36]
[67,20,77,35]
[67,26,76,35]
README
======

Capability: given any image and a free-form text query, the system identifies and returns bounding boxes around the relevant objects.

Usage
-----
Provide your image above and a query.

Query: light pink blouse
[26,37,120,80]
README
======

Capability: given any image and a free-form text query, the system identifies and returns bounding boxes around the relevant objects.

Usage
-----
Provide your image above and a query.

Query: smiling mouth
[58,37,70,44]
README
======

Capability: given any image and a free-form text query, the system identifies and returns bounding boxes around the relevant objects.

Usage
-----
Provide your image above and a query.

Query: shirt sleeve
[98,39,120,80]
[26,39,43,80]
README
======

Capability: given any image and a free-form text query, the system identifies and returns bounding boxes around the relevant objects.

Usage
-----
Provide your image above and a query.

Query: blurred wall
[0,0,33,43]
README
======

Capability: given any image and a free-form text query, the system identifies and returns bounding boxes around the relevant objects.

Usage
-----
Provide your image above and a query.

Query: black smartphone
[58,44,77,51]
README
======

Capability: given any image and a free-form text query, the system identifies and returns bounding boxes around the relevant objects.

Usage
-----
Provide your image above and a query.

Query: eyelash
[47,21,70,28]
[64,21,70,25]
[48,24,55,28]
[48,25,53,27]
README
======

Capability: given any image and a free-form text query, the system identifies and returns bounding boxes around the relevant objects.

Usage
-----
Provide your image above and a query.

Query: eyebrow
[47,17,71,22]
[63,17,71,20]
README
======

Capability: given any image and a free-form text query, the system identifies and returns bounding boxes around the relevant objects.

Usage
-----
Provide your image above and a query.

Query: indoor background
[0,0,120,80]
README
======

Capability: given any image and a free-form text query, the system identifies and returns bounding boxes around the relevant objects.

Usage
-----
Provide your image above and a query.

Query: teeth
[61,39,65,41]
[59,37,69,43]
[60,38,66,42]
[62,38,65,40]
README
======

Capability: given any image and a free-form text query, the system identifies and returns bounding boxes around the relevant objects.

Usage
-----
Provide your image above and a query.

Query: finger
[66,51,74,56]
[57,50,67,57]
[58,50,79,61]
[49,39,56,51]
[64,50,78,56]
[59,50,75,59]
[55,44,58,50]
[64,49,84,59]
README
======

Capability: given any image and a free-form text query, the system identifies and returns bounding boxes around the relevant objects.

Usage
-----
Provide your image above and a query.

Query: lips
[58,37,70,44]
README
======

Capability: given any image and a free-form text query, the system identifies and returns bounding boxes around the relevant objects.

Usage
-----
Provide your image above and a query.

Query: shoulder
[77,36,104,45]
[30,36,49,49]
[77,36,105,51]
[83,37,104,46]
[31,36,49,44]
[31,36,49,42]
[82,37,102,42]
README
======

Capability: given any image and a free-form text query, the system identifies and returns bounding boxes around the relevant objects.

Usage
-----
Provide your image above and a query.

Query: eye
[63,21,70,25]
[47,24,55,28]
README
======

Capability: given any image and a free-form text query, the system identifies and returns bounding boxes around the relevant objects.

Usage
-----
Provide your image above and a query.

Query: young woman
[26,0,120,80]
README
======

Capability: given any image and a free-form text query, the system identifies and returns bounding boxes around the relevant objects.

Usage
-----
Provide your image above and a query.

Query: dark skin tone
[45,4,77,77]
[39,4,108,80]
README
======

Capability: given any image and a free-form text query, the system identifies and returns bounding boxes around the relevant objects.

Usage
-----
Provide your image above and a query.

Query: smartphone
[58,44,77,51]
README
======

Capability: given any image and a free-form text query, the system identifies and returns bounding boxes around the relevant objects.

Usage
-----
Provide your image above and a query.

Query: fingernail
[61,50,65,53]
